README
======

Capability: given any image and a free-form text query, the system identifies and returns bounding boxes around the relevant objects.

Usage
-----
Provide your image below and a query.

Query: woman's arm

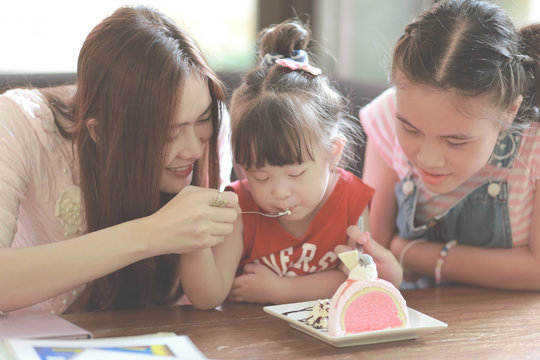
[362,138,400,248]
[394,179,540,290]
[0,219,153,311]
[179,212,244,309]
[0,186,238,312]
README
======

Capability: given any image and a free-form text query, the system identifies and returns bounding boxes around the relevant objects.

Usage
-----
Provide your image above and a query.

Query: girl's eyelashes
[401,122,420,135]
[290,169,307,177]
[446,140,468,148]
[399,121,469,148]
[249,169,306,182]
[252,174,269,182]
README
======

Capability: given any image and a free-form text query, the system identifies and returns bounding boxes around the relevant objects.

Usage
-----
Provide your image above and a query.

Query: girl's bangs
[234,99,315,169]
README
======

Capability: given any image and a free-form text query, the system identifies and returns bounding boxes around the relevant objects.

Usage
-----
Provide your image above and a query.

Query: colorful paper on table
[3,334,207,360]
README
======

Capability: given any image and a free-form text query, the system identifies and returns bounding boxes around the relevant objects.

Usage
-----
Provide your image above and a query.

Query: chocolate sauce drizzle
[282,302,329,330]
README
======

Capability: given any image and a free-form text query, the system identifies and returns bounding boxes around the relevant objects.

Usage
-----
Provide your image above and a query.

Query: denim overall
[395,131,521,249]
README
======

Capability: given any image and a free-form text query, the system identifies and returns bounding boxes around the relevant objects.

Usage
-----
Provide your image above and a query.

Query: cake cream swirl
[348,254,377,281]
[306,299,330,329]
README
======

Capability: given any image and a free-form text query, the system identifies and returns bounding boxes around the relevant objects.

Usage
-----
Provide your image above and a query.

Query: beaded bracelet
[434,239,458,285]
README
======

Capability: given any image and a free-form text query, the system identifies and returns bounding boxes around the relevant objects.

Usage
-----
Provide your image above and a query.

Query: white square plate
[263,300,447,347]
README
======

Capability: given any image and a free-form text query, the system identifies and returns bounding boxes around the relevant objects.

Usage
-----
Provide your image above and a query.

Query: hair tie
[260,49,320,76]
[261,52,282,67]
[261,49,309,67]
[274,58,321,76]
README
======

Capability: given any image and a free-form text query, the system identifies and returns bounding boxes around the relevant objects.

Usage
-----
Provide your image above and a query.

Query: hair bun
[257,19,311,63]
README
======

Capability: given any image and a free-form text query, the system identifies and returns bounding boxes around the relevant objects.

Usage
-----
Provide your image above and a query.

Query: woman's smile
[166,164,193,177]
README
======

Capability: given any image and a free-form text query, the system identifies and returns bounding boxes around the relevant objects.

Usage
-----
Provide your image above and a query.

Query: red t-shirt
[226,168,375,277]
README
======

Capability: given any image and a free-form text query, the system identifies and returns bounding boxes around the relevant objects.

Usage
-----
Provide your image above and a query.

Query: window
[0,0,256,73]
[314,0,540,85]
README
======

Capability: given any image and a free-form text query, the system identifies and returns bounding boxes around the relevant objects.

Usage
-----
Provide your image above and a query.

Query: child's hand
[229,263,280,304]
[334,228,373,274]
[334,225,403,287]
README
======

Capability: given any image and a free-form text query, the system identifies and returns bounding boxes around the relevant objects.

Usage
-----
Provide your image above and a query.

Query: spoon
[357,216,365,255]
[240,209,291,217]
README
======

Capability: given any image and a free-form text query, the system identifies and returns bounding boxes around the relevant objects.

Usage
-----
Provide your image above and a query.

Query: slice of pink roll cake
[328,252,408,336]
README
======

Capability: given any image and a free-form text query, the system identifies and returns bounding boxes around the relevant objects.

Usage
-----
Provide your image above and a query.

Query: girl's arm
[361,138,400,248]
[230,265,346,304]
[179,213,244,309]
[230,225,404,304]
[0,186,238,312]
[394,179,540,290]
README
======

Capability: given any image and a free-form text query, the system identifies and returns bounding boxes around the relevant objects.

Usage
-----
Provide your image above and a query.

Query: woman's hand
[142,186,240,256]
[229,263,281,304]
[334,225,403,287]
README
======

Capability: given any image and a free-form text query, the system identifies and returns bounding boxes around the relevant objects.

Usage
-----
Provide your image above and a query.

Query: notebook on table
[0,305,92,340]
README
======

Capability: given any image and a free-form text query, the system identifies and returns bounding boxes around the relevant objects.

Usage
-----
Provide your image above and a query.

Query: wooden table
[62,286,540,359]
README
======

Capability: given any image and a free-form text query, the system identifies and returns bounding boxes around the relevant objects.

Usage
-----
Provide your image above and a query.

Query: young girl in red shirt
[180,19,402,309]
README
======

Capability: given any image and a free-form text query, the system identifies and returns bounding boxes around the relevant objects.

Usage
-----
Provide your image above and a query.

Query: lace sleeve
[0,94,36,247]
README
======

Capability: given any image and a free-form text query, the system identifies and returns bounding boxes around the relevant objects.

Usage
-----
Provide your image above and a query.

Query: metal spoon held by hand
[209,191,291,217]
[357,215,365,256]
[240,209,292,217]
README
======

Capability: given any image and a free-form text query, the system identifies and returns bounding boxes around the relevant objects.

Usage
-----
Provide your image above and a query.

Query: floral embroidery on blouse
[54,185,84,236]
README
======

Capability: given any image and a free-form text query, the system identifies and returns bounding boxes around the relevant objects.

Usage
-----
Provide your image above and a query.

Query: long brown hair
[46,6,225,310]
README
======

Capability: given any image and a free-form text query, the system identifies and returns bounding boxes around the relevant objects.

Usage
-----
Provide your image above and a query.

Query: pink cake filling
[328,279,408,336]
[343,290,403,333]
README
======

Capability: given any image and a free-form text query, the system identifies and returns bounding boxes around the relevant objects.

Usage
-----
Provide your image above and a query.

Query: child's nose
[416,139,445,168]
[272,184,292,200]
